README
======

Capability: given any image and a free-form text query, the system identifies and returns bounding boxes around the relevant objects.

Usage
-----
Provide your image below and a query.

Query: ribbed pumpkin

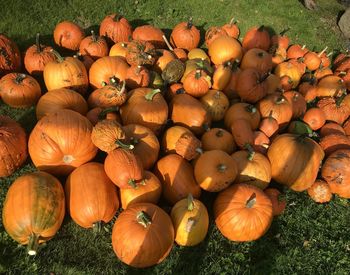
[99,13,132,44]
[321,149,350,199]
[194,150,238,192]
[236,68,268,103]
[89,56,129,89]
[242,25,271,51]
[0,34,21,76]
[53,21,84,51]
[170,18,200,51]
[79,30,109,59]
[214,184,273,242]
[36,88,88,120]
[0,116,27,177]
[200,90,229,121]
[208,35,243,65]
[123,124,160,170]
[231,148,271,189]
[132,25,165,48]
[43,50,88,95]
[120,171,162,209]
[28,109,98,175]
[104,148,144,189]
[183,69,211,97]
[65,162,119,229]
[222,18,240,38]
[0,73,41,108]
[240,48,272,74]
[120,88,168,135]
[319,134,350,157]
[205,26,228,47]
[316,96,350,125]
[2,171,65,255]
[109,42,128,58]
[111,203,174,268]
[126,40,157,66]
[201,128,236,154]
[307,179,332,203]
[224,102,261,130]
[154,154,201,205]
[320,122,346,137]
[267,134,324,191]
[171,194,209,246]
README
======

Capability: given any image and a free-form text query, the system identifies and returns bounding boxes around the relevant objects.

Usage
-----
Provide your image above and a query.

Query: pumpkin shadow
[130,19,153,29]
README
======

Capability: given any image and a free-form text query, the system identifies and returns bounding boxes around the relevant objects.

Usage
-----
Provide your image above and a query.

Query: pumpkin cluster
[1,13,350,268]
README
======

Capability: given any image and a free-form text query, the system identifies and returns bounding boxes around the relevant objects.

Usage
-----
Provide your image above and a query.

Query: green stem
[116,139,134,150]
[136,211,152,228]
[51,49,64,62]
[187,17,193,29]
[258,25,265,32]
[336,93,347,107]
[187,193,194,211]
[195,69,202,79]
[36,33,41,53]
[91,30,97,42]
[27,233,40,256]
[128,179,137,188]
[217,163,227,172]
[14,73,26,84]
[244,144,255,161]
[93,221,102,233]
[246,193,257,208]
[98,106,119,120]
[145,89,161,101]
[279,27,290,36]
[245,104,257,114]
[216,129,224,137]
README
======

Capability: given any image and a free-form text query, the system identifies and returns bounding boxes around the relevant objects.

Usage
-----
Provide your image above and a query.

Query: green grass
[1,0,350,274]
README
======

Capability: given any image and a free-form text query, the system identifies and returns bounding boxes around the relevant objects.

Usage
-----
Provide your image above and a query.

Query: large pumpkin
[0,116,27,177]
[267,134,324,191]
[65,162,119,230]
[2,171,65,255]
[0,34,21,76]
[111,203,174,268]
[28,109,98,175]
[214,184,273,242]
[43,50,89,95]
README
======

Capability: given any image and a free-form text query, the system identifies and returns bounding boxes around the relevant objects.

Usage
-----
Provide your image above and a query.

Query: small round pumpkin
[53,21,85,51]
[99,13,132,44]
[205,26,228,47]
[0,73,41,108]
[214,183,273,242]
[171,194,209,246]
[302,108,326,131]
[222,17,240,39]
[79,30,109,59]
[170,18,200,51]
[208,35,243,65]
[200,90,229,121]
[236,68,268,103]
[307,179,332,203]
[264,188,286,216]
[224,102,261,130]
[283,91,307,119]
[183,69,211,97]
[286,44,308,59]
[242,25,271,51]
[201,128,236,154]
[253,131,270,155]
[109,42,128,58]
[111,203,174,268]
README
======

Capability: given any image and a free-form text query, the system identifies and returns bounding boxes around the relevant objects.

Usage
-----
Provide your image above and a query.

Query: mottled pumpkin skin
[2,171,65,247]
[0,116,28,177]
[0,34,21,77]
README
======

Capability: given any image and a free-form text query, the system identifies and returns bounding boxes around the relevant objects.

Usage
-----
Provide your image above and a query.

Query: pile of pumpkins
[1,13,350,268]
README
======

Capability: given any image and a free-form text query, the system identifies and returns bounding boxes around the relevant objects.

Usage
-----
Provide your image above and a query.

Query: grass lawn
[1,0,350,274]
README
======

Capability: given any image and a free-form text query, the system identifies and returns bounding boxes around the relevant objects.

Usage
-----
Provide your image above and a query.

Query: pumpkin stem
[162,35,174,51]
[129,136,139,145]
[279,27,290,36]
[93,221,102,233]
[217,163,227,172]
[317,46,328,57]
[50,49,64,62]
[14,73,26,84]
[245,104,257,114]
[116,139,134,150]
[338,71,347,77]
[128,179,137,188]
[27,233,40,256]
[136,211,152,228]
[194,69,202,79]
[257,25,265,32]
[145,89,161,101]
[216,129,224,137]
[35,33,42,53]
[98,106,119,120]
[202,123,210,132]
[275,96,285,104]
[336,93,347,107]
[301,45,306,50]
[195,147,203,154]
[187,17,194,29]
[229,17,237,26]
[187,193,194,211]
[244,143,255,161]
[326,51,333,57]
[246,193,257,208]
[176,88,186,94]
[91,30,98,42]
[113,14,122,22]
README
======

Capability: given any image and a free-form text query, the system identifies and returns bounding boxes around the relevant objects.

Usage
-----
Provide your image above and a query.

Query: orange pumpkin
[259,116,279,137]
[230,119,255,149]
[79,30,109,59]
[298,81,317,102]
[307,179,332,203]
[170,18,200,51]
[320,122,346,137]
[303,51,321,71]
[314,67,333,80]
[224,102,261,130]
[240,48,272,74]
[109,42,128,58]
[126,40,157,66]
[316,75,346,97]
[53,21,85,51]
[286,44,308,59]
[236,68,268,103]
[153,49,176,74]
[242,25,271,51]
[283,90,307,119]
[132,25,165,48]
[222,17,240,39]
[302,108,326,131]
[208,35,243,65]
[253,131,270,155]
[205,26,228,47]
[86,107,121,126]
[125,65,150,89]
[65,162,119,229]
[99,14,132,44]
[0,34,21,76]
[200,90,229,121]
[183,69,211,97]
[214,184,273,242]
[28,109,98,175]
[212,62,232,90]
[271,29,290,49]
[264,188,286,216]
[274,61,302,88]
[319,134,350,156]
[316,96,350,125]
[222,63,241,99]
[201,128,236,154]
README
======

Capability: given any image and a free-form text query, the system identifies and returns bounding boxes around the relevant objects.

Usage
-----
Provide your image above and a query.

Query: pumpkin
[0,116,27,177]
[183,69,211,97]
[162,35,188,61]
[201,128,236,154]
[111,203,174,268]
[187,48,210,62]
[0,73,41,108]
[302,108,326,131]
[171,194,209,246]
[319,134,350,156]
[91,119,132,153]
[132,25,165,48]
[316,75,346,97]
[126,40,156,66]
[236,68,268,103]
[208,35,243,65]
[205,26,228,47]
[321,149,350,198]
[314,67,333,80]
[253,131,270,155]
[104,148,144,188]
[165,83,185,101]
[214,184,273,242]
[264,188,286,216]
[2,171,65,255]
[274,61,302,88]
[289,58,307,75]
[36,88,88,120]
[298,81,317,102]
[109,42,128,58]
[271,47,287,67]
[161,59,186,85]
[320,122,345,137]
[53,21,84,51]
[316,96,350,125]
[200,90,229,121]
[230,119,255,149]
[344,118,350,136]
[154,154,201,205]
[222,63,241,99]
[222,17,240,39]
[153,49,176,74]
[43,50,88,95]
[240,48,272,74]
[242,25,271,51]
[271,28,290,49]
[333,52,350,71]
[79,30,109,59]
[287,120,313,136]
[161,126,202,161]
[224,102,261,130]
[280,75,294,92]
[24,33,55,76]
[259,116,279,137]
[303,51,321,71]
[170,93,211,136]
[212,62,232,90]
[65,162,119,229]
[120,88,168,135]
[125,65,150,89]
[28,109,98,175]
[0,34,21,76]
[88,79,127,108]
[194,150,238,192]
[170,18,200,51]
[123,124,160,170]
[89,56,129,89]
[99,13,132,44]
[267,134,324,191]
[307,179,332,203]
[336,70,350,90]
[283,91,307,119]
[74,52,94,71]
[181,58,213,82]
[120,171,162,209]
[86,107,121,126]
[231,148,271,189]
[257,93,293,128]
[286,44,308,59]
